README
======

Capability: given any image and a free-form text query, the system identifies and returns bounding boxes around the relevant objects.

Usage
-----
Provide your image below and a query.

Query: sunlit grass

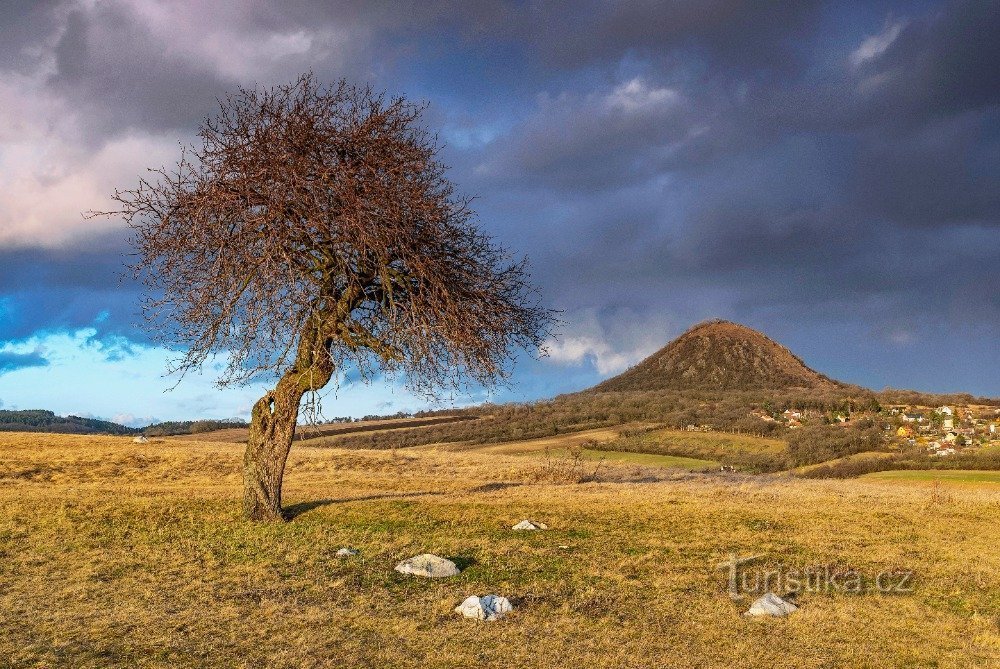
[863,469,1000,484]
[2,432,1000,667]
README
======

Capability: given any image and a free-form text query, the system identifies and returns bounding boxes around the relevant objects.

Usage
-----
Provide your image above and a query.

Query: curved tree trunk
[243,324,334,521]
[242,376,306,521]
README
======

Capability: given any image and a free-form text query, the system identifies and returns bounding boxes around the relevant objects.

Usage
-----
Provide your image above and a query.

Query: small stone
[744,592,798,617]
[455,594,513,621]
[394,553,460,578]
[335,547,358,557]
[512,519,548,531]
[133,436,149,444]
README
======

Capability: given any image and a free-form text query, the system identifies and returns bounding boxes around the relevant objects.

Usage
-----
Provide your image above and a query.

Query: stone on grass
[335,547,358,557]
[394,554,460,578]
[133,436,149,444]
[744,592,798,617]
[512,520,547,531]
[455,595,513,621]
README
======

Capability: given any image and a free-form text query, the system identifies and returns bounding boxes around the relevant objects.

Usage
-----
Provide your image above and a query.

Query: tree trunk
[242,376,306,521]
[243,324,334,521]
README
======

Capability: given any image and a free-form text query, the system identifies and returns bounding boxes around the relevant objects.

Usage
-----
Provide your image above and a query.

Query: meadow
[2,432,1000,668]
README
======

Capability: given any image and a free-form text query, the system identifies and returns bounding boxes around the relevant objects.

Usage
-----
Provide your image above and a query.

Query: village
[746,402,1000,457]
[887,404,1000,456]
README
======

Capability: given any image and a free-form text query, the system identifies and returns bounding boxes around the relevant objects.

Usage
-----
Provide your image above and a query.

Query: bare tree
[101,74,552,521]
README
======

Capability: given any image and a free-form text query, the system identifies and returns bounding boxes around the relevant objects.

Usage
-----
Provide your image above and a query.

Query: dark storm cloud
[48,5,234,137]
[857,0,1000,121]
[0,1,63,71]
[464,1,999,329]
[0,231,142,343]
[754,1,1000,132]
[0,0,997,396]
[0,350,49,375]
[530,0,825,73]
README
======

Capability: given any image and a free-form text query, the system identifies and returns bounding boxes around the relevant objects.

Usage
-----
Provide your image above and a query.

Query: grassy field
[863,469,1000,485]
[575,449,718,470]
[2,432,1000,667]
[588,427,787,472]
[413,426,719,471]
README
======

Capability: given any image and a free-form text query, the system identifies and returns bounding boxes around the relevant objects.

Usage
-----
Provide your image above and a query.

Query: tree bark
[243,324,334,521]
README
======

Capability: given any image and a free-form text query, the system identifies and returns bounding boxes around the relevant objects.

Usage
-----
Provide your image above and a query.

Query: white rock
[512,519,548,531]
[455,594,513,621]
[335,547,358,557]
[744,592,798,617]
[394,553,460,578]
[133,436,149,444]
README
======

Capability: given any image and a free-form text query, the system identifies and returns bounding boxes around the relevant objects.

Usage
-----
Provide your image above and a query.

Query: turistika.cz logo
[716,554,915,599]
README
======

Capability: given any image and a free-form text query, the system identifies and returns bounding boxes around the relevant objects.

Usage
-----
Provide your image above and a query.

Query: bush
[786,424,886,467]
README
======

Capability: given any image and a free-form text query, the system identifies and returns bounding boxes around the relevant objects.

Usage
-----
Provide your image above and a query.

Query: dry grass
[2,432,1000,668]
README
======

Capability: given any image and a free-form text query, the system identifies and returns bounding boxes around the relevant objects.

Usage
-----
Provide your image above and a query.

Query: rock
[744,593,798,617]
[133,436,149,444]
[455,595,513,621]
[394,554,460,578]
[512,519,547,531]
[335,547,358,557]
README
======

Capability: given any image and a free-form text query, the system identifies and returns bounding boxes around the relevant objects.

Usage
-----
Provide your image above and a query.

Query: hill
[0,409,136,435]
[591,320,843,393]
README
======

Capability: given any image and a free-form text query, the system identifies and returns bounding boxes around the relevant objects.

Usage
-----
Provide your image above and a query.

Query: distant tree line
[143,419,247,437]
[0,410,137,435]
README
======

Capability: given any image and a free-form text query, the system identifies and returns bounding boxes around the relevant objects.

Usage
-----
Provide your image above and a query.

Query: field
[863,470,1000,485]
[3,432,1000,668]
[428,427,721,470]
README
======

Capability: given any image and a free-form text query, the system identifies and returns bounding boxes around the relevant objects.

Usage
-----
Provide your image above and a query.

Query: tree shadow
[283,491,445,520]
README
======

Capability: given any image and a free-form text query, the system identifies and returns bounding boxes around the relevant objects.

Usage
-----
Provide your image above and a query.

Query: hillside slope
[593,320,842,392]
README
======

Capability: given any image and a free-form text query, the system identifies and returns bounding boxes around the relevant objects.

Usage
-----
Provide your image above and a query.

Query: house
[897,426,914,438]
[902,413,924,423]
[942,417,954,431]
[938,406,954,416]
[782,409,802,420]
[943,431,958,443]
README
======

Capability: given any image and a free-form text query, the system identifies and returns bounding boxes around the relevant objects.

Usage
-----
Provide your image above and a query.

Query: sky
[0,1,997,425]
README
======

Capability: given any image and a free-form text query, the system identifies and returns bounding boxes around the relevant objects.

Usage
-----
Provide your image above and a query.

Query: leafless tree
[100,74,553,520]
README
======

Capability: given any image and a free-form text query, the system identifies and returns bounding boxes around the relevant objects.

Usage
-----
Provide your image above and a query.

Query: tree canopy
[108,74,552,398]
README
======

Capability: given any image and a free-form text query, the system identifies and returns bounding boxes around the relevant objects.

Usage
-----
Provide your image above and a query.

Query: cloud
[0,349,49,375]
[542,309,670,376]
[545,336,637,376]
[111,412,160,428]
[0,232,143,343]
[529,1,824,73]
[475,77,694,192]
[850,20,905,67]
[0,0,997,401]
